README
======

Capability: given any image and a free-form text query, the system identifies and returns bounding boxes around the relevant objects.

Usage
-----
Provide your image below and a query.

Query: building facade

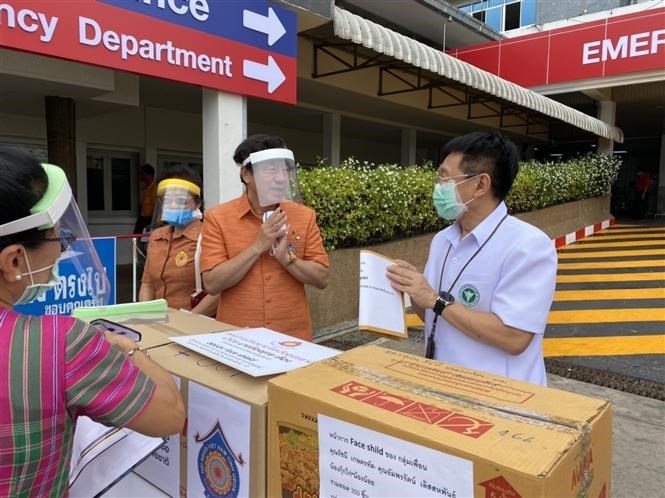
[0,0,623,264]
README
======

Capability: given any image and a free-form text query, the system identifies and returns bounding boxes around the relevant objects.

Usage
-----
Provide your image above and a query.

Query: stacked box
[129,310,272,498]
[268,345,612,498]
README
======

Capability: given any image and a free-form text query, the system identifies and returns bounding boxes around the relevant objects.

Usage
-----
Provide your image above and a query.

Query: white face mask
[14,251,60,305]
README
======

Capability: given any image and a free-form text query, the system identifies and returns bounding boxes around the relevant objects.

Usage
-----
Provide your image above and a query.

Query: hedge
[299,155,621,251]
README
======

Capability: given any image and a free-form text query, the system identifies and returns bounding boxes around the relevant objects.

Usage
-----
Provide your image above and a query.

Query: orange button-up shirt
[141,220,202,310]
[140,181,157,217]
[200,194,329,340]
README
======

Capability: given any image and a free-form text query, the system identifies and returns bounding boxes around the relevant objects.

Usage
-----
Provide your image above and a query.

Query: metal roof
[333,6,624,142]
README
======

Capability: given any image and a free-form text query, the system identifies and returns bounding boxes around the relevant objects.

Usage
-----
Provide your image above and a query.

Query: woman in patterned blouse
[0,148,185,497]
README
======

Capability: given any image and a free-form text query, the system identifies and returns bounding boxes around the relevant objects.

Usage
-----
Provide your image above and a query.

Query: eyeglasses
[22,227,77,252]
[436,173,476,185]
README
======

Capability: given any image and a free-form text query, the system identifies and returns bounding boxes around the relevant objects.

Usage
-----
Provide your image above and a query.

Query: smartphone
[90,319,142,342]
[262,210,288,235]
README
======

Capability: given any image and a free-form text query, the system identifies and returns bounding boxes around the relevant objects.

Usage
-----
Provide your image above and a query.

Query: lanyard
[426,214,508,358]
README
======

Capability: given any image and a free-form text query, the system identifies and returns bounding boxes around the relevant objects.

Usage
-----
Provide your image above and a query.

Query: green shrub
[300,155,620,251]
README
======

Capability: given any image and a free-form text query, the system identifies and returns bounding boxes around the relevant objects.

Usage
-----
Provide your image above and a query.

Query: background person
[139,165,218,315]
[386,132,557,386]
[134,163,157,236]
[201,135,329,340]
[634,169,655,218]
[0,148,185,497]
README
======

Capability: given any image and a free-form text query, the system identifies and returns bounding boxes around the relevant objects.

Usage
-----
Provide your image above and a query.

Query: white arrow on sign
[242,7,286,46]
[243,56,286,94]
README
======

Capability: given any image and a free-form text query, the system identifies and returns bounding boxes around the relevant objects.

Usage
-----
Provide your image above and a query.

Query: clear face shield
[0,164,111,307]
[152,179,202,229]
[244,148,302,207]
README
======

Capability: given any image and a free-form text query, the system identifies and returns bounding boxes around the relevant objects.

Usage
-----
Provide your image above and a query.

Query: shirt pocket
[455,273,492,310]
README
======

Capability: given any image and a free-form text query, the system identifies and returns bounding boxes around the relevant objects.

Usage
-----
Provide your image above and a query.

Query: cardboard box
[267,345,612,498]
[129,310,272,498]
[129,308,236,349]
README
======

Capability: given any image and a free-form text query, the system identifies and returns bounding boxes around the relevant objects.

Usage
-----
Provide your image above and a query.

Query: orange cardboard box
[267,345,612,498]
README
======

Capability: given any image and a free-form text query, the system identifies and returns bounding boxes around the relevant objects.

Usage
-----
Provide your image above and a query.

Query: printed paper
[171,328,339,377]
[318,414,473,498]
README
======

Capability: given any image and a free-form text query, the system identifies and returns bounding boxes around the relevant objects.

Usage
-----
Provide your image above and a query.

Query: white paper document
[318,415,474,498]
[170,328,339,377]
[358,250,407,338]
[68,416,166,498]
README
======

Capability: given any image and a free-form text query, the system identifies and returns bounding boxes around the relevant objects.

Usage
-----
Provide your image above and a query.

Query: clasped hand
[253,208,290,264]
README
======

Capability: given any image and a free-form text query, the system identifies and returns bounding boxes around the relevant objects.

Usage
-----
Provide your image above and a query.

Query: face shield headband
[242,148,302,207]
[0,163,112,308]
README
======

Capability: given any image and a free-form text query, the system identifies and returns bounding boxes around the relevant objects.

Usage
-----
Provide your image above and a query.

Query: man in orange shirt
[201,135,329,340]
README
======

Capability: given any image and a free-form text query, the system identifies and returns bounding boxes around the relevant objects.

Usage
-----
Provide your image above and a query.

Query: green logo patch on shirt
[458,284,480,307]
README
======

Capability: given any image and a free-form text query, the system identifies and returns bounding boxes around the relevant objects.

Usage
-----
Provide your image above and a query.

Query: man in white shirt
[386,132,557,385]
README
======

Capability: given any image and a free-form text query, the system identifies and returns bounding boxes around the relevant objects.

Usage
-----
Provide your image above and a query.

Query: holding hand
[386,259,437,310]
[104,332,138,354]
[253,208,288,255]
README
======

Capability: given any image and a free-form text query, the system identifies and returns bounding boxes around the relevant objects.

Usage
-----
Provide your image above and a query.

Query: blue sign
[15,237,117,316]
[99,0,297,57]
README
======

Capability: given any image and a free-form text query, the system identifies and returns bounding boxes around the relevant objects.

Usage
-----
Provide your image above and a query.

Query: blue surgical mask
[432,177,475,220]
[162,208,193,228]
[15,254,60,305]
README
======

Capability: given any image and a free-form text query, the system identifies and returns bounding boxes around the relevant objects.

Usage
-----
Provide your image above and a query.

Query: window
[472,10,486,22]
[504,1,521,30]
[521,0,536,26]
[86,150,138,214]
[460,0,532,31]
[111,158,132,210]
[486,7,503,31]
[157,154,203,185]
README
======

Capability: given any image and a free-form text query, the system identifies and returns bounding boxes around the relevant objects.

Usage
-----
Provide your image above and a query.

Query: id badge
[425,334,435,359]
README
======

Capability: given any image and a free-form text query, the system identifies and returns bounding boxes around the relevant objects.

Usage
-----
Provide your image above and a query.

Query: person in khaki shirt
[140,165,218,316]
[201,135,329,340]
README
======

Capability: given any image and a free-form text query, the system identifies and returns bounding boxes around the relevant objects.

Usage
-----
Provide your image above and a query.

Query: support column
[45,96,77,194]
[202,89,247,206]
[75,140,88,222]
[401,128,417,166]
[657,129,665,217]
[597,100,616,155]
[322,112,341,166]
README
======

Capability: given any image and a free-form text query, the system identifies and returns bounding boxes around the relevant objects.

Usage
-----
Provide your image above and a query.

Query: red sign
[331,381,494,439]
[448,7,665,88]
[479,476,522,498]
[0,0,297,104]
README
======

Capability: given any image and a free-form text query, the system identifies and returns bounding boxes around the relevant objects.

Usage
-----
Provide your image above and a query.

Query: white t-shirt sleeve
[491,232,557,335]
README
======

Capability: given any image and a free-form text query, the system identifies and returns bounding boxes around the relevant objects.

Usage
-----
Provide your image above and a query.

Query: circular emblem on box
[458,284,480,307]
[196,421,240,498]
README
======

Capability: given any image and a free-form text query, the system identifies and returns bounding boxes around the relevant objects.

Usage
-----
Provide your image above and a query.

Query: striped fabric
[0,309,155,497]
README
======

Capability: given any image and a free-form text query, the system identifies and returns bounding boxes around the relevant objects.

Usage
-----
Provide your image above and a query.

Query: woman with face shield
[139,165,218,316]
[0,148,185,497]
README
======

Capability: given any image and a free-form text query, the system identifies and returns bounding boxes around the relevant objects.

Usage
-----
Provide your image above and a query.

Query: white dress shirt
[423,202,557,385]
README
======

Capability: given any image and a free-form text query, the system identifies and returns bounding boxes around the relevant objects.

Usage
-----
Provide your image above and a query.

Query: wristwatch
[432,291,455,316]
